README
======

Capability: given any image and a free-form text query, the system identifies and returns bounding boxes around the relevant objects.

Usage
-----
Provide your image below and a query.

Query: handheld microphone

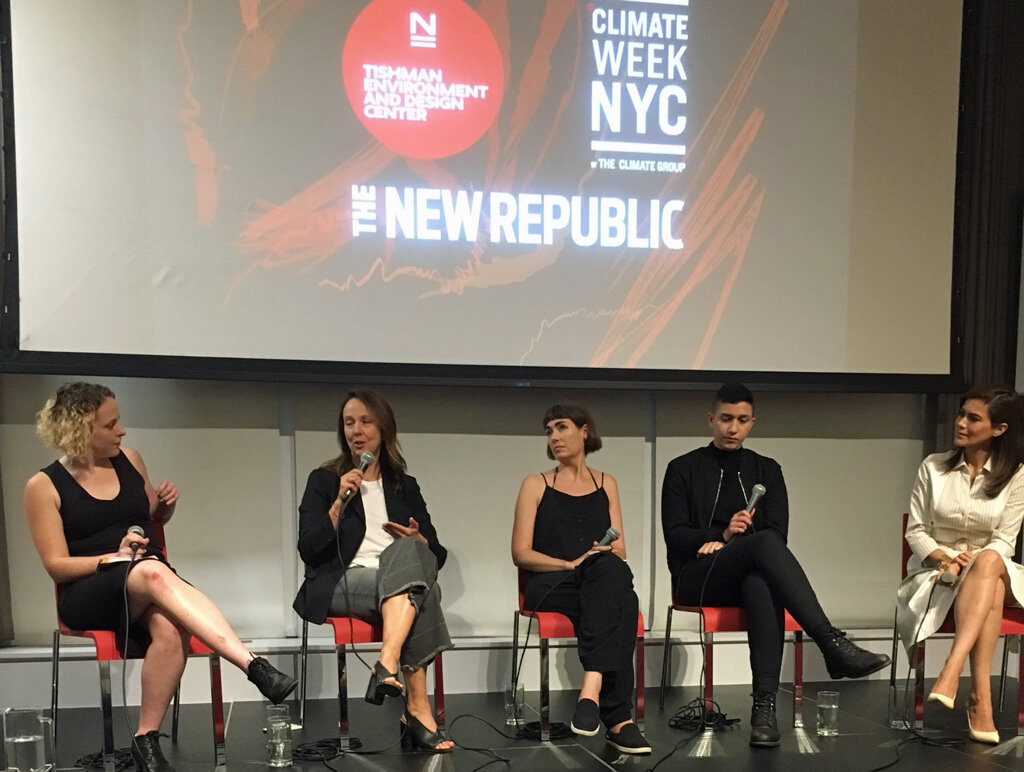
[745,484,766,512]
[937,567,958,587]
[127,525,146,556]
[596,527,620,547]
[339,451,376,503]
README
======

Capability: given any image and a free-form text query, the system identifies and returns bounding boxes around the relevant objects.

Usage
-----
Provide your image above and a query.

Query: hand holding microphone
[723,484,766,542]
[126,525,147,559]
[332,452,376,524]
[596,526,620,548]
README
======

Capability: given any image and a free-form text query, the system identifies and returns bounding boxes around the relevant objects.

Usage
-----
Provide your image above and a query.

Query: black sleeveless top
[42,451,158,557]
[531,469,611,562]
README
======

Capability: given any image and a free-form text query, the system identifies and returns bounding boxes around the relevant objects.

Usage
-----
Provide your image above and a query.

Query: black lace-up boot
[749,691,780,747]
[131,731,174,772]
[819,627,891,679]
[247,656,298,704]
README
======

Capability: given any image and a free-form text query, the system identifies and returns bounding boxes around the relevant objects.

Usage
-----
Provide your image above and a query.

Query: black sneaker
[131,731,174,772]
[570,698,600,736]
[819,628,891,679]
[247,656,298,704]
[749,691,780,747]
[605,722,652,754]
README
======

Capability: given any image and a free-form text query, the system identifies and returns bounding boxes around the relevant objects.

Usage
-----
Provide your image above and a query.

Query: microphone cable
[868,571,965,772]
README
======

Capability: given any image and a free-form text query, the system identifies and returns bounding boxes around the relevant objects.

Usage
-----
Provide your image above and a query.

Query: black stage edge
[49,679,1022,772]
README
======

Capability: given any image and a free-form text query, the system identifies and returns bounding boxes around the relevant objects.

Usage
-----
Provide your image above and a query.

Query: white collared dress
[896,452,1024,651]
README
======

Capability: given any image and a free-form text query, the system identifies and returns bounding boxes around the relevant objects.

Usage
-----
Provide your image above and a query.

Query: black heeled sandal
[399,710,453,753]
[364,661,402,705]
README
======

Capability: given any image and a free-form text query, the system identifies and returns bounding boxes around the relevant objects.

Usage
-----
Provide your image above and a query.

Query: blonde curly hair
[36,383,115,460]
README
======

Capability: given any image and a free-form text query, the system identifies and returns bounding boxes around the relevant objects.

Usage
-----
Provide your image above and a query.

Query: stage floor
[51,678,1023,772]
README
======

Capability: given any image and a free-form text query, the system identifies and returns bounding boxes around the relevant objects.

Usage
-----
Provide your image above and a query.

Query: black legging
[524,553,638,728]
[672,530,830,694]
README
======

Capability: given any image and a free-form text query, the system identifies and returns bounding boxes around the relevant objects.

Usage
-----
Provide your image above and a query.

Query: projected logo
[589,1,689,172]
[342,0,504,159]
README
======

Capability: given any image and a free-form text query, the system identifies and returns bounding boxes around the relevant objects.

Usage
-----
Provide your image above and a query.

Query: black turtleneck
[709,443,749,527]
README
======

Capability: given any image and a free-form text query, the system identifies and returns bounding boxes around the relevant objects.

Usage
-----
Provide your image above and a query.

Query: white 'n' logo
[410,13,437,48]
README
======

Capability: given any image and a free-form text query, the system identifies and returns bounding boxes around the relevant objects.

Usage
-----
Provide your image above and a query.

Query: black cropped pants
[524,553,638,728]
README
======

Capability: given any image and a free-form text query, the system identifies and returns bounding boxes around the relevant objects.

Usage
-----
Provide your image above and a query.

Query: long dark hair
[322,390,407,483]
[941,385,1024,498]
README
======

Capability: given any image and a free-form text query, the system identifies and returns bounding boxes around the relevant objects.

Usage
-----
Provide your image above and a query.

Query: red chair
[512,568,645,742]
[50,521,226,772]
[891,513,1024,734]
[659,604,805,726]
[297,615,444,749]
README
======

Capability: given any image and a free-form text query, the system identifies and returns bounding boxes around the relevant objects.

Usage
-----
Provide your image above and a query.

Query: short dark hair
[543,404,602,459]
[712,382,754,411]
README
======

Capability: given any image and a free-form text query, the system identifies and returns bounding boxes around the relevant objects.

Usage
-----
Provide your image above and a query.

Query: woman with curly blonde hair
[26,383,297,772]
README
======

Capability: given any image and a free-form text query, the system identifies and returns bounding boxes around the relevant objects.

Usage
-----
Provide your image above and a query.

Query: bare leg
[967,578,1006,734]
[126,562,253,671]
[377,592,415,691]
[404,667,453,750]
[579,670,602,703]
[931,551,1007,700]
[135,607,190,734]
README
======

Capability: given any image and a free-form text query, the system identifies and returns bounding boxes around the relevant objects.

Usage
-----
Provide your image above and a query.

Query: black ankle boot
[247,656,298,704]
[819,627,891,679]
[131,731,174,772]
[749,691,780,747]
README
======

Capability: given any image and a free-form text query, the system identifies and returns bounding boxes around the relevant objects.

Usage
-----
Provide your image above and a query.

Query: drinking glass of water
[265,704,292,767]
[2,708,54,772]
[816,690,840,737]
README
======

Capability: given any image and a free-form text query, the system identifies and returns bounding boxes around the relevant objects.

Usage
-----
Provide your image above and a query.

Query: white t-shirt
[348,478,395,569]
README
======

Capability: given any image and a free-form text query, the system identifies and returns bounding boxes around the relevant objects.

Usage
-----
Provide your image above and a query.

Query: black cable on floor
[668,696,739,732]
[642,728,702,772]
[516,720,572,740]
[447,713,513,771]
[74,748,133,769]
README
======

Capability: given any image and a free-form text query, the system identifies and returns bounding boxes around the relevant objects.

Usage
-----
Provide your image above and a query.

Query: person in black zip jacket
[661,383,889,747]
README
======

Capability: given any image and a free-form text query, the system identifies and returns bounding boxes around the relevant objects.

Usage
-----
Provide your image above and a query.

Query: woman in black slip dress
[25,383,296,772]
[511,404,651,755]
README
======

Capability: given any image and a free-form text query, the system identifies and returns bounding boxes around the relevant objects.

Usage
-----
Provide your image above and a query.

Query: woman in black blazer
[293,390,452,752]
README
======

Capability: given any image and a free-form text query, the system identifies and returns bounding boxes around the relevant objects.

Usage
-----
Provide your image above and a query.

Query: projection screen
[6,0,962,378]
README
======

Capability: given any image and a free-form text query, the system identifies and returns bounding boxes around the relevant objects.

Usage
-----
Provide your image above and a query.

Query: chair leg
[659,606,673,709]
[299,618,309,727]
[539,637,550,742]
[792,630,803,728]
[998,633,1010,712]
[887,608,900,727]
[912,642,925,729]
[337,643,351,750]
[1016,636,1023,737]
[51,630,61,750]
[433,653,445,727]
[511,612,520,685]
[208,654,226,768]
[703,630,714,715]
[98,660,116,772]
[635,631,645,727]
[171,685,180,742]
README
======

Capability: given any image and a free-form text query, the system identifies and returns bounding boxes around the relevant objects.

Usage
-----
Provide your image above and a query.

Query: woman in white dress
[897,386,1024,744]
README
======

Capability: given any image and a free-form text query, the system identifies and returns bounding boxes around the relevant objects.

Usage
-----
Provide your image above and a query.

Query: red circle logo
[342,0,505,159]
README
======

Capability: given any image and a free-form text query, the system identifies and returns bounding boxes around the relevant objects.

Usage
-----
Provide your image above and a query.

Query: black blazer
[292,466,447,624]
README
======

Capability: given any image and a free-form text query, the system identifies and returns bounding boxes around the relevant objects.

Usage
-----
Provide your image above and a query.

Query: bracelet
[936,555,951,571]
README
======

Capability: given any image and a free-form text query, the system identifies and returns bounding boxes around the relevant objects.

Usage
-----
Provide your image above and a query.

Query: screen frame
[0,0,966,394]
